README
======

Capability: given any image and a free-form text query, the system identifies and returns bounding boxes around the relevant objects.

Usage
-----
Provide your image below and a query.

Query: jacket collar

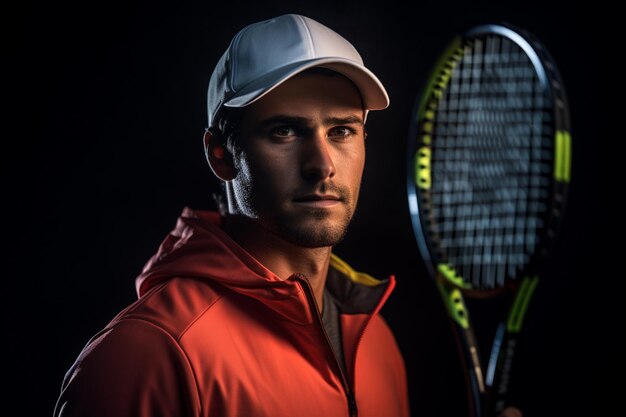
[136,207,395,324]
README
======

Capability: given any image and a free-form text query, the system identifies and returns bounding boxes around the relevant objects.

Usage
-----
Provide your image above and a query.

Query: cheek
[248,149,291,189]
[232,149,292,208]
[344,146,365,205]
[345,145,366,186]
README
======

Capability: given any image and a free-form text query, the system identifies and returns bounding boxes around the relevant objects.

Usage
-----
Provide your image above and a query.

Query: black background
[7,1,621,416]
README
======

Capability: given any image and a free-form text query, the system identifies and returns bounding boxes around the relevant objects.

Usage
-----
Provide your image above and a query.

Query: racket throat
[437,278,487,410]
[457,324,487,417]
[470,345,486,394]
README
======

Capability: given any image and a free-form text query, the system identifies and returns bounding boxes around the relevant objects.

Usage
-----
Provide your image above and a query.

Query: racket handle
[487,328,519,415]
[487,276,538,414]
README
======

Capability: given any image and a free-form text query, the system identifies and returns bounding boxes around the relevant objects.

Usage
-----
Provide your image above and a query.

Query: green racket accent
[416,36,463,116]
[415,147,432,189]
[437,281,470,329]
[506,276,539,333]
[438,263,471,288]
[554,130,572,182]
[412,38,465,193]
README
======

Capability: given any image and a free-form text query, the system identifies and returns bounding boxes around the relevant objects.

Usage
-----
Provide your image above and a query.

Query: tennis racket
[406,23,571,417]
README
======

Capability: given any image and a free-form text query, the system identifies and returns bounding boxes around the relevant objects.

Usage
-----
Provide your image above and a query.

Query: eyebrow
[257,114,364,128]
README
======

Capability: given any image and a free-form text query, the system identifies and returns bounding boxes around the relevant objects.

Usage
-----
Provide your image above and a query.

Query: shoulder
[361,313,408,384]
[362,313,410,415]
[367,313,404,354]
[111,276,227,340]
[56,317,201,417]
[55,277,224,416]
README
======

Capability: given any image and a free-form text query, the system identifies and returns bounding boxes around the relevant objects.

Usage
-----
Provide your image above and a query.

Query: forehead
[242,70,365,124]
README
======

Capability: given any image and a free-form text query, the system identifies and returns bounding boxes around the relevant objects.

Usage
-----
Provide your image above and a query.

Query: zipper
[346,276,395,416]
[293,273,358,417]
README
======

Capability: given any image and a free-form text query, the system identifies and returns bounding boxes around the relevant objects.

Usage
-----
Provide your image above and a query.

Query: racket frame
[407,22,572,417]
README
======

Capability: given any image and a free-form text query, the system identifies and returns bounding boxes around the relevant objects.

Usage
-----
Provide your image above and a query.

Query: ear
[203,129,237,181]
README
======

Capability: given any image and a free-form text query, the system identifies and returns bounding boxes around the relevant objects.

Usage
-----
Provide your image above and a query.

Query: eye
[329,126,357,139]
[269,126,298,138]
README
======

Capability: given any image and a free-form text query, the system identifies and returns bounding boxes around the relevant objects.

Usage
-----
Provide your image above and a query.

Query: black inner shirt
[321,287,347,377]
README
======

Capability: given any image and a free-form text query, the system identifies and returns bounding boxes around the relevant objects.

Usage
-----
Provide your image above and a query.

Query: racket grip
[487,330,519,415]
[487,276,539,414]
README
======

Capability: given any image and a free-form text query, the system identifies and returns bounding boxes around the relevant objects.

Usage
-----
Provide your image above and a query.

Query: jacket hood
[135,207,394,323]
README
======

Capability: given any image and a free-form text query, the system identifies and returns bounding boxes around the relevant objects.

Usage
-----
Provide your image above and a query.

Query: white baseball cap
[207,13,390,128]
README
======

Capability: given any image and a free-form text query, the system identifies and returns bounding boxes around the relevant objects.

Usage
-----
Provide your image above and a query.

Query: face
[227,70,366,248]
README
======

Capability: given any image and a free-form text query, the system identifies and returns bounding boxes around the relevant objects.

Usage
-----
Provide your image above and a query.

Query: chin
[284,226,348,248]
[274,211,351,248]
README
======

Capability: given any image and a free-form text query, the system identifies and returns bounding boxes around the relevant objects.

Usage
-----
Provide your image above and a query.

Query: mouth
[293,194,342,208]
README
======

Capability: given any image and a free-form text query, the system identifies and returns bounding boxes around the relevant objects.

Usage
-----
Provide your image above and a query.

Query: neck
[222,214,331,313]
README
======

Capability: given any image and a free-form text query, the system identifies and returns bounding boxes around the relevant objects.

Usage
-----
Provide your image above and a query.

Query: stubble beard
[242,180,360,249]
[272,205,354,248]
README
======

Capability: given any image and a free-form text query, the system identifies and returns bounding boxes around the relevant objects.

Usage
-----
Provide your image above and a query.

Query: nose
[301,131,336,180]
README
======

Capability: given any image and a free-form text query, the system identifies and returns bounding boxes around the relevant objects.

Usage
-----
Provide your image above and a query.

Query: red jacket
[55,208,410,417]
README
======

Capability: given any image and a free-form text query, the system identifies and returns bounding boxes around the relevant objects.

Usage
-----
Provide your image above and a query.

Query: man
[54,13,410,417]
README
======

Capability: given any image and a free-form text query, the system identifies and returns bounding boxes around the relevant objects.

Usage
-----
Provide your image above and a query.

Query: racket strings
[429,35,553,289]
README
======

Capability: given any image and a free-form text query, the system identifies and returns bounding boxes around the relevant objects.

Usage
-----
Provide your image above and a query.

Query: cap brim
[223,57,389,111]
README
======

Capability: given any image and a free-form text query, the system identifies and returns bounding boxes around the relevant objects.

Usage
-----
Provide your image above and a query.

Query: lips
[293,194,342,208]
[293,194,341,202]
